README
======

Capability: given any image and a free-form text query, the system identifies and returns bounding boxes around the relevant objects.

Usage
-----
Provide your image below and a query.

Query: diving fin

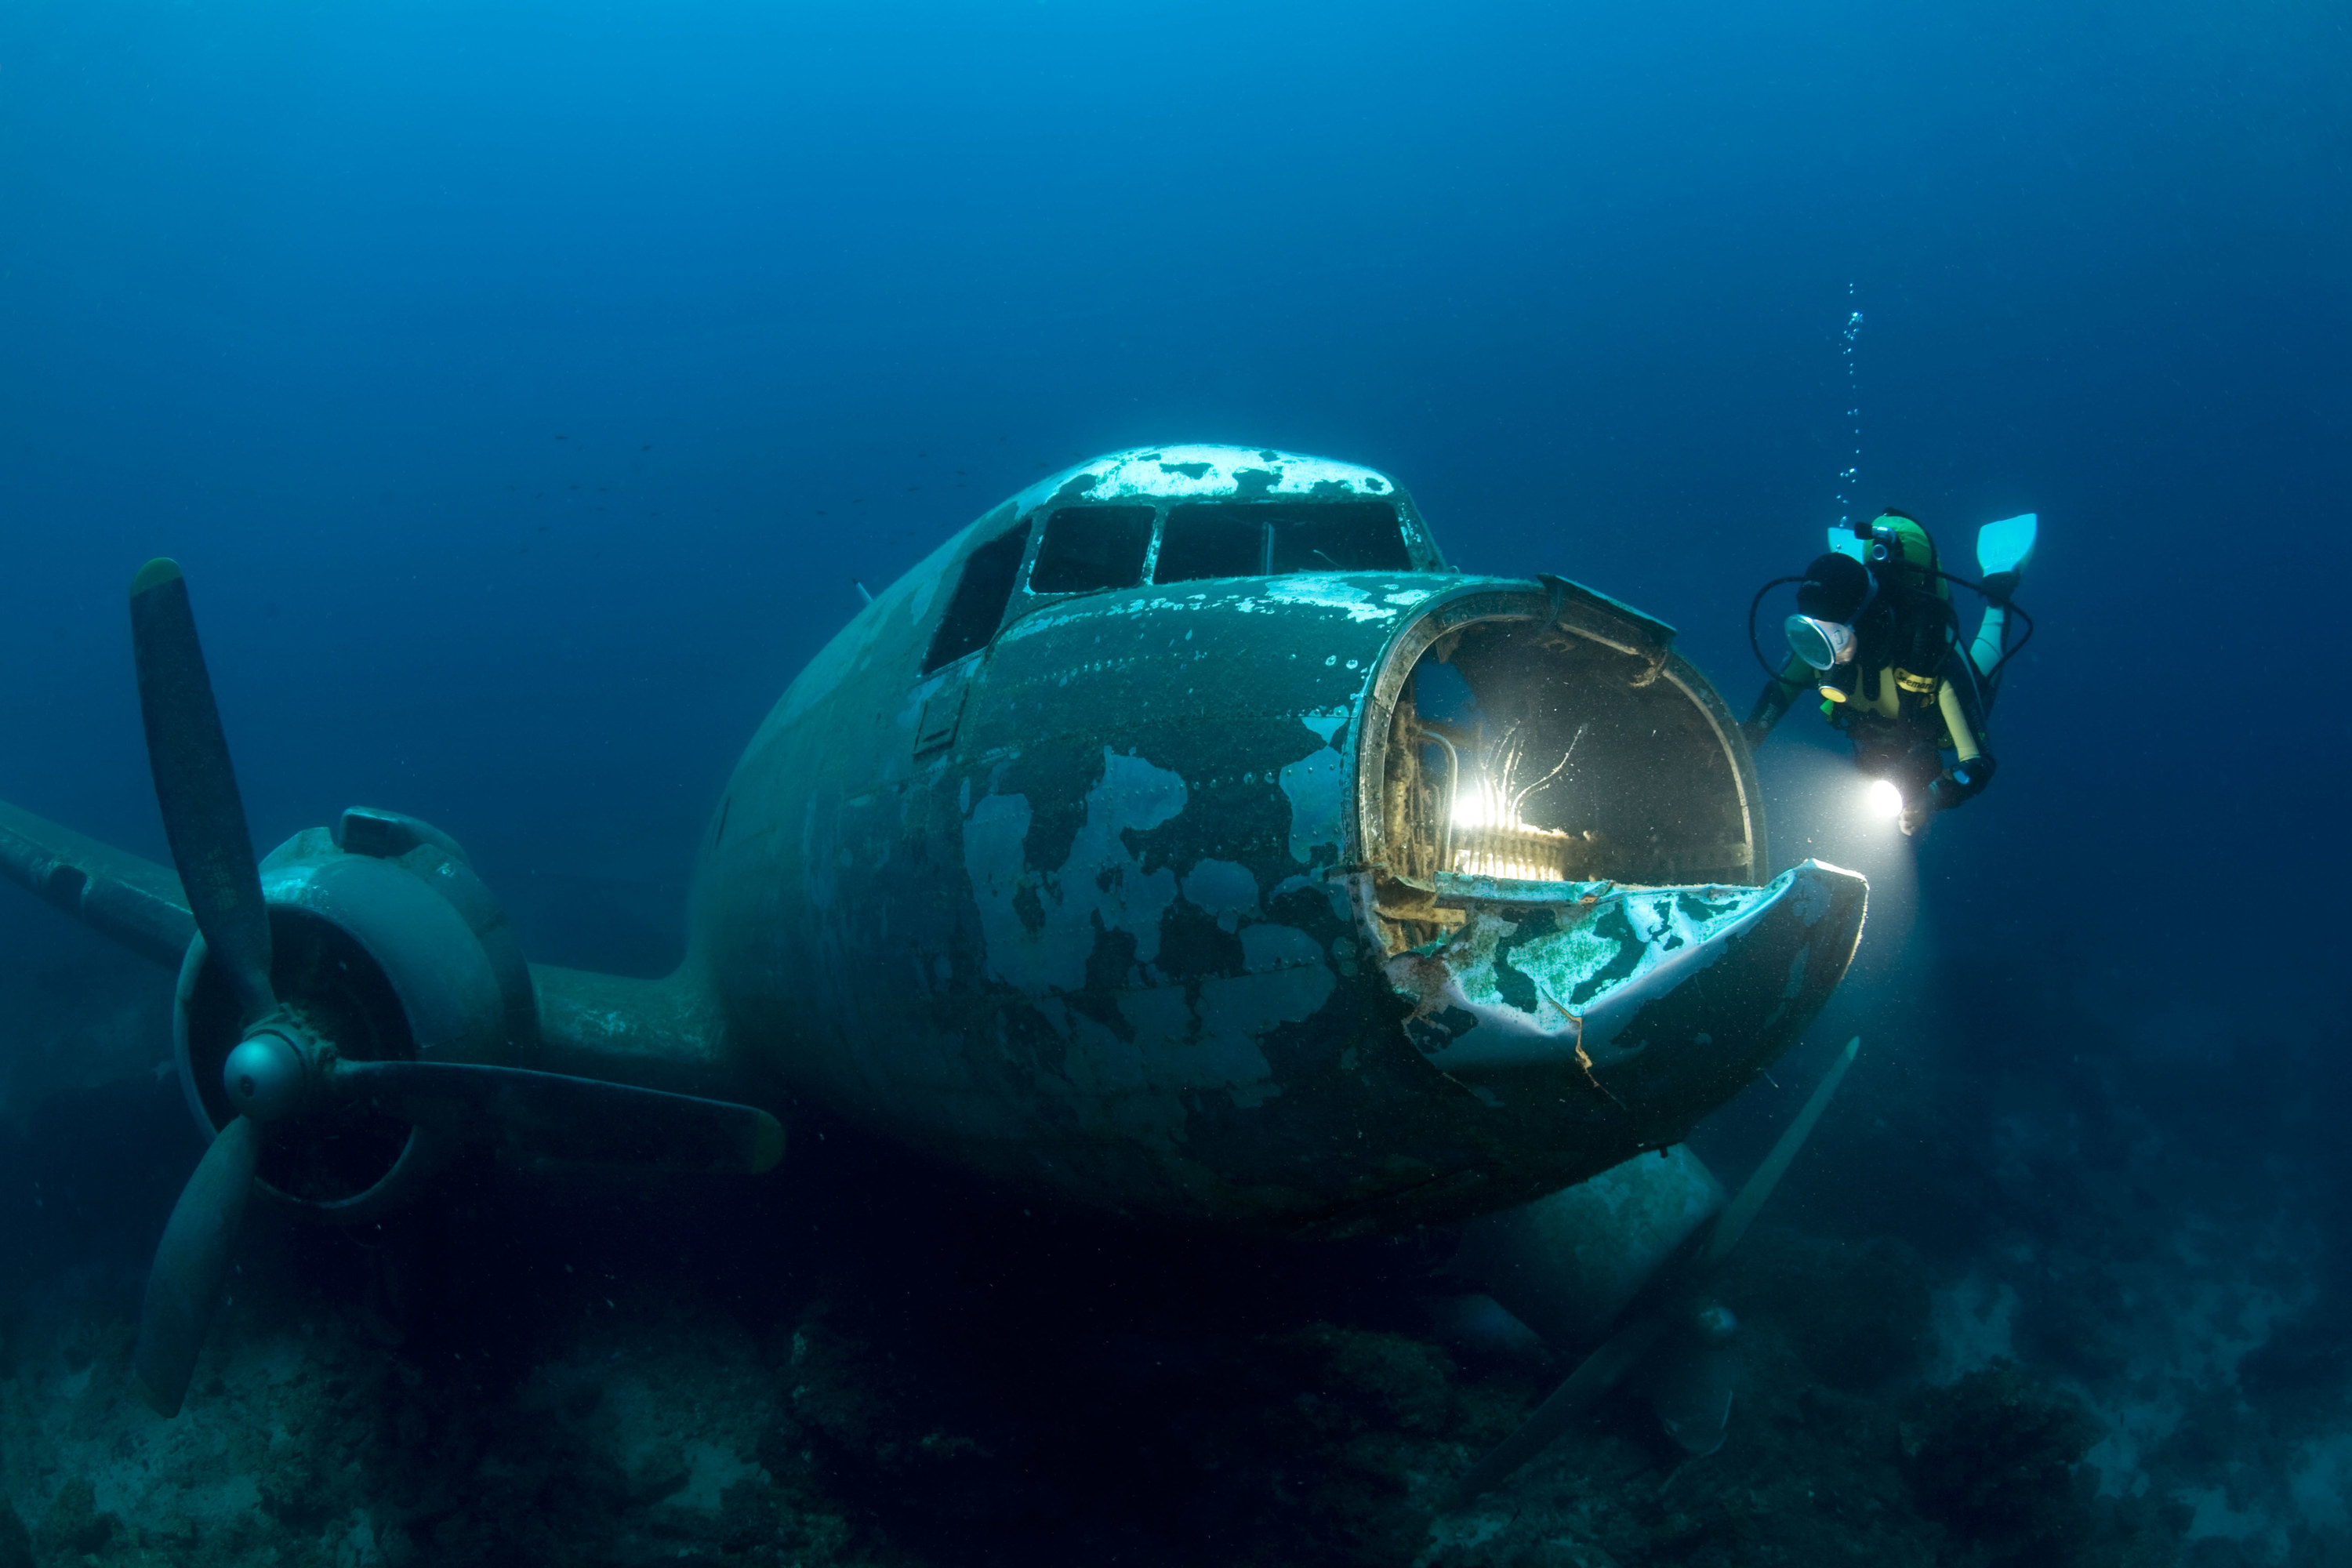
[1975,513,2038,577]
[1969,513,2037,678]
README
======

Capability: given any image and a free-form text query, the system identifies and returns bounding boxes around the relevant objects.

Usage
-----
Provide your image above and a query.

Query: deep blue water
[2,0,2347,1557]
[6,0,2345,950]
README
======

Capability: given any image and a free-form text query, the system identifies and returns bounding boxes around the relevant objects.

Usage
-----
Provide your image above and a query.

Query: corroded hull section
[695,549,1867,1236]
[1380,865,1867,1118]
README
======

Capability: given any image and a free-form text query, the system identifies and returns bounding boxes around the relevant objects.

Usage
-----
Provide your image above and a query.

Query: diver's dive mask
[1784,552,1877,672]
[1784,614,1857,671]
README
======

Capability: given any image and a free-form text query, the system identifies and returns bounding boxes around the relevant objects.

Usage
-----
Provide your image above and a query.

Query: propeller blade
[1647,1306,1740,1457]
[128,558,274,1022]
[1700,1035,1859,1271]
[1448,1312,1669,1508]
[132,1116,261,1417]
[1450,1040,1864,1506]
[328,1059,785,1174]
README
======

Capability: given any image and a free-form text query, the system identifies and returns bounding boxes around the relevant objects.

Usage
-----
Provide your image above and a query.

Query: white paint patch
[907,550,950,622]
[964,750,1188,995]
[1299,709,1348,745]
[1181,857,1259,932]
[1105,972,1293,1109]
[960,752,1328,1113]
[769,535,963,733]
[1261,575,1401,622]
[1446,884,1777,1069]
[1279,745,1348,866]
[996,590,1228,643]
[1004,445,1399,512]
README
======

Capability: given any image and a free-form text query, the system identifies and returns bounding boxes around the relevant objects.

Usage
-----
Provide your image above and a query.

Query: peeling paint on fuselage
[701,564,1439,1225]
[688,450,1864,1237]
[1382,866,1861,1085]
[964,748,1188,994]
[1007,445,1399,508]
[1279,735,1348,867]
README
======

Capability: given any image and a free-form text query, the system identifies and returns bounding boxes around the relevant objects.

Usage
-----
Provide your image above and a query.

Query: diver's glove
[1927,755,1997,811]
[1900,757,1997,835]
[1741,680,1801,752]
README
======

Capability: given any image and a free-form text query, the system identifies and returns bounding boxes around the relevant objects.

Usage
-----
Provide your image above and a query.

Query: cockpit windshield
[1023,499,1415,597]
[1031,505,1155,593]
[1158,501,1411,582]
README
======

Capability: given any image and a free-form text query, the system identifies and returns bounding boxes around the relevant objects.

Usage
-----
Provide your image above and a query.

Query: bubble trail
[1835,284,1864,527]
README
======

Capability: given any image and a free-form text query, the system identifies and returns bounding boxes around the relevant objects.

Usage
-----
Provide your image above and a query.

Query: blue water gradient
[1,0,2347,1554]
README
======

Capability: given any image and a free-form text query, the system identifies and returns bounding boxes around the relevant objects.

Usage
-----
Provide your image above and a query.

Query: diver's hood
[1784,552,1876,670]
[1794,552,1874,621]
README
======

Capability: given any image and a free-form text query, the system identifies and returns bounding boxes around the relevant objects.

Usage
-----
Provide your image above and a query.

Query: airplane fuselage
[687,448,1864,1236]
[0,445,1866,1244]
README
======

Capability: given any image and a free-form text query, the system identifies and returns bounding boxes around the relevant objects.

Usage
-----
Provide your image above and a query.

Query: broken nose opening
[1359,586,1761,953]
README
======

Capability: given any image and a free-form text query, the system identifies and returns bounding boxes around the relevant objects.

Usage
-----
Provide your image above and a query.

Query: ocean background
[2,1,2347,1563]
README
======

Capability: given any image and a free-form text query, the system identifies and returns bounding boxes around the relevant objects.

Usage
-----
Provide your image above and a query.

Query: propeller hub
[222,1029,307,1122]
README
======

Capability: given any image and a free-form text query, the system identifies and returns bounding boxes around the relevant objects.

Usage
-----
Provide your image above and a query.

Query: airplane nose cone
[1384,859,1867,1127]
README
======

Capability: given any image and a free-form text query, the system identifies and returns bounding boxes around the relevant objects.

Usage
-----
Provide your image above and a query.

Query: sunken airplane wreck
[0,445,1867,1483]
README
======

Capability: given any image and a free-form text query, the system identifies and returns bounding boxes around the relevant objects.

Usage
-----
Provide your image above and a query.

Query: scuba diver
[1744,510,2035,835]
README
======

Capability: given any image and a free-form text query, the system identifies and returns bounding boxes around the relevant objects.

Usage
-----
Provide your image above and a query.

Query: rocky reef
[0,1122,2185,1568]
[1,922,2345,1566]
[1900,1362,2101,1566]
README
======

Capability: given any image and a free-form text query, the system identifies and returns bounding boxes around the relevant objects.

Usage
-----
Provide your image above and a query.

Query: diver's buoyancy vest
[1849,516,1957,694]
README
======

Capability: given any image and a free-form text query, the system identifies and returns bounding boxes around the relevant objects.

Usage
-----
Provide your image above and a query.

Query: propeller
[125,560,784,1417]
[1446,1036,1861,1507]
[128,559,276,1415]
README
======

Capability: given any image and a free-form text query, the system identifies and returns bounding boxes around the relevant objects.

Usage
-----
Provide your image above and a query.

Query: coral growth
[1900,1360,2099,1565]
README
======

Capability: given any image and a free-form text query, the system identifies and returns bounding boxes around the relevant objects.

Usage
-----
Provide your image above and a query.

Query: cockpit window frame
[1015,494,1446,604]
[920,520,1034,676]
[1028,503,1159,597]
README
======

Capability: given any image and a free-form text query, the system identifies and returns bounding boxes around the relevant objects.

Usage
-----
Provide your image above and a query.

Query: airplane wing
[0,797,194,967]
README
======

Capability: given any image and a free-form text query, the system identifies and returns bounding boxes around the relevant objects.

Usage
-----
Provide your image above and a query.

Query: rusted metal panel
[0,445,1870,1257]
[702,572,1447,1224]
[697,554,1861,1236]
[1382,863,1866,1096]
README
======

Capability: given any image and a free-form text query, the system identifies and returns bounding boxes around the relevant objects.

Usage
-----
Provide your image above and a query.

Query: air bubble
[1835,285,1865,527]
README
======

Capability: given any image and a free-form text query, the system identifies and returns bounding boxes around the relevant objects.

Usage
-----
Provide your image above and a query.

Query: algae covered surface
[0,1103,2176,1568]
[1,892,2342,1568]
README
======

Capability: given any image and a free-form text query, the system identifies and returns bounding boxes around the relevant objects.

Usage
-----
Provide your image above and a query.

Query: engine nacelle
[172,807,536,1222]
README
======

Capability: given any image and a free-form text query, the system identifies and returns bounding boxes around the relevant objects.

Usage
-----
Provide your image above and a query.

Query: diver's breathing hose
[1748,568,2034,691]
[1931,569,2036,688]
[1747,575,1808,681]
